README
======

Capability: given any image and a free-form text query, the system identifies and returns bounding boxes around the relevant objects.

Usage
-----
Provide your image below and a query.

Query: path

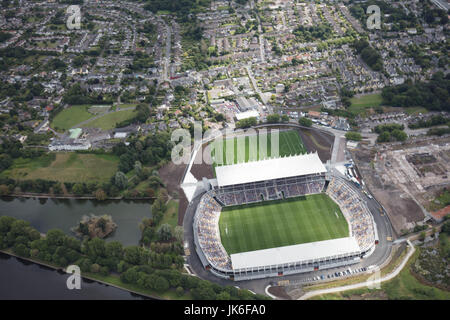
[297,240,415,300]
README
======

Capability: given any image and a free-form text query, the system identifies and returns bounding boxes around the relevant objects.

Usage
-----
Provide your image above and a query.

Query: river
[0,197,152,246]
[0,252,148,299]
[0,196,154,299]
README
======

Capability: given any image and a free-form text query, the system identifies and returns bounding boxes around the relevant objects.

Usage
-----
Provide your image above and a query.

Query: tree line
[382,72,449,112]
[374,123,407,143]
[353,39,383,72]
[0,215,268,300]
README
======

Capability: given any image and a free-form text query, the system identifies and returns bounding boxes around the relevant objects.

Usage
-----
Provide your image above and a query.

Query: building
[192,150,377,281]
[235,109,260,121]
[49,139,91,151]
[236,97,258,111]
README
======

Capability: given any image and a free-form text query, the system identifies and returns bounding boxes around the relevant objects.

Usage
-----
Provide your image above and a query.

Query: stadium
[191,130,378,281]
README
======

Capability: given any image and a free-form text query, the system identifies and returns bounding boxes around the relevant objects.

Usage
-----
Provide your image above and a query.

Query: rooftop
[230,237,361,270]
[215,152,327,187]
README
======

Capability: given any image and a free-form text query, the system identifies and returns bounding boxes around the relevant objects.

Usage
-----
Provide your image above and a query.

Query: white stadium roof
[230,237,361,271]
[215,152,326,187]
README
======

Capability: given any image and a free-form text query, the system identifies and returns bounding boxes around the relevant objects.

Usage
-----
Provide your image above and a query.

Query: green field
[218,194,349,254]
[1,153,119,183]
[51,105,95,130]
[349,93,383,116]
[84,108,137,130]
[211,130,306,168]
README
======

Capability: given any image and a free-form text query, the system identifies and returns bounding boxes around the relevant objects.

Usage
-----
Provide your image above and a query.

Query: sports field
[218,194,349,254]
[83,108,137,130]
[51,105,95,130]
[211,130,306,167]
[348,93,382,116]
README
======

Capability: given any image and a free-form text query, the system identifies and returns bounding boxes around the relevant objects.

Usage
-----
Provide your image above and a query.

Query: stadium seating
[213,174,326,206]
[326,178,376,252]
[195,193,232,270]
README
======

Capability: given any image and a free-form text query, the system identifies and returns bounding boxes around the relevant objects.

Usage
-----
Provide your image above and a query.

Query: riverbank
[5,193,155,201]
[0,249,160,300]
[0,197,153,246]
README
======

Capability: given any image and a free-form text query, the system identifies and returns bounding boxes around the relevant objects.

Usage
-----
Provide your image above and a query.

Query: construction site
[352,136,450,235]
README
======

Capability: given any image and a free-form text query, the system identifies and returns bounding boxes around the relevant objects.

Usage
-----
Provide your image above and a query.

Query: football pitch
[211,130,306,167]
[218,194,349,255]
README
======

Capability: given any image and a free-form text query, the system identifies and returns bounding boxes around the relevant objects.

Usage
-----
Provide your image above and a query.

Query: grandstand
[192,152,377,281]
[326,177,377,253]
[214,153,327,206]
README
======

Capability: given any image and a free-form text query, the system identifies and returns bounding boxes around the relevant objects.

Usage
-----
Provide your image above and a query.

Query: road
[298,240,415,300]
[250,0,265,64]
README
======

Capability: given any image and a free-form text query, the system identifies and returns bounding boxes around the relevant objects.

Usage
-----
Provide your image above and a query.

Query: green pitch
[211,130,306,168]
[218,194,349,255]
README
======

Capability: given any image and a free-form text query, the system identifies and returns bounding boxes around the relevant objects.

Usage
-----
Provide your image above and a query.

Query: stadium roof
[215,152,326,187]
[230,237,361,271]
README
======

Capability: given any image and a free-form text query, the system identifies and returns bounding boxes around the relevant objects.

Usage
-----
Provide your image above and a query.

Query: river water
[0,252,148,299]
[0,197,153,299]
[0,197,152,246]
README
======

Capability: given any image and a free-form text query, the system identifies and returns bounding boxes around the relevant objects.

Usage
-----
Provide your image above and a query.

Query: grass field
[349,93,383,116]
[51,105,95,130]
[84,108,137,130]
[218,194,349,254]
[211,130,306,168]
[2,153,119,183]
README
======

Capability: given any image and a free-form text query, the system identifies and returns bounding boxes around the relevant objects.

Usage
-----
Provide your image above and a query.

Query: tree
[123,246,141,265]
[114,171,128,190]
[157,224,173,241]
[104,241,122,259]
[298,117,313,127]
[176,286,184,297]
[377,131,391,143]
[94,189,107,201]
[216,291,231,300]
[72,183,84,195]
[391,129,407,142]
[0,216,15,234]
[13,243,29,257]
[442,220,450,235]
[266,113,280,123]
[174,226,184,242]
[235,117,257,129]
[419,231,426,241]
[153,276,169,292]
[0,184,10,196]
[46,229,66,246]
[345,132,362,141]
[192,281,216,300]
[134,161,143,178]
[85,237,106,259]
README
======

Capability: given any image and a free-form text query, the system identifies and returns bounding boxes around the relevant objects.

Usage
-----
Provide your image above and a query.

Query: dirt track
[158,162,188,226]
